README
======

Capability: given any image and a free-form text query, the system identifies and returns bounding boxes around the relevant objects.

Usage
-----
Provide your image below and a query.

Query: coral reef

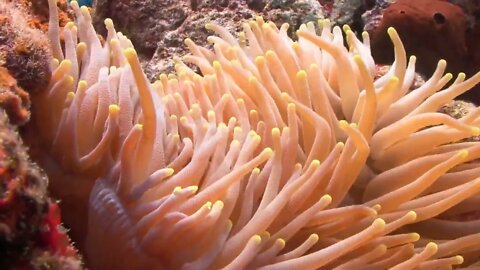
[0,0,52,95]
[3,0,72,33]
[0,108,81,269]
[0,1,82,268]
[35,0,480,268]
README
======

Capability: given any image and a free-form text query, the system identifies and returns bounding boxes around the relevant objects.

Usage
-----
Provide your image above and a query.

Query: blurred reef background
[0,0,479,269]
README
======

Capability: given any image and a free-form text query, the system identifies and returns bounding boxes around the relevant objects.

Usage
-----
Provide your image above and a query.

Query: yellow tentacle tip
[187,185,199,194]
[248,76,258,85]
[291,42,300,50]
[262,147,274,157]
[372,204,382,212]
[165,168,175,176]
[471,127,480,136]
[212,60,221,69]
[310,233,319,242]
[406,210,417,221]
[458,149,469,159]
[389,76,400,84]
[65,76,74,85]
[230,140,241,148]
[426,242,438,253]
[309,64,319,71]
[124,48,137,60]
[251,235,262,244]
[287,102,296,112]
[255,56,266,66]
[377,244,388,253]
[207,110,215,120]
[77,80,88,89]
[228,116,237,124]
[296,70,307,80]
[234,125,243,133]
[372,218,386,228]
[281,92,290,101]
[60,59,73,68]
[276,238,286,248]
[261,23,271,31]
[205,23,214,30]
[454,255,464,264]
[70,0,79,8]
[265,50,275,58]
[134,124,143,130]
[104,18,114,28]
[255,15,265,22]
[410,233,420,241]
[77,42,87,50]
[233,99,244,108]
[108,104,120,114]
[252,167,261,175]
[321,194,332,204]
[245,129,257,139]
[353,54,363,63]
[311,159,321,168]
[387,27,398,36]
[271,127,281,137]
[184,38,193,46]
[213,200,224,209]
[204,201,213,209]
[80,6,91,17]
[65,22,75,29]
[218,122,228,131]
[338,120,349,130]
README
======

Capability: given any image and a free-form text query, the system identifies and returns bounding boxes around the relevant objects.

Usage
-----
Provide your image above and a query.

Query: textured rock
[93,0,328,79]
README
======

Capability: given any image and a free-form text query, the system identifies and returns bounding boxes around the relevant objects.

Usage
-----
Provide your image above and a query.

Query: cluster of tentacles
[34,0,480,269]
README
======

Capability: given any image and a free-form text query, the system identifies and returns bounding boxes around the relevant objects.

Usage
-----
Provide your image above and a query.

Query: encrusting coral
[34,0,480,268]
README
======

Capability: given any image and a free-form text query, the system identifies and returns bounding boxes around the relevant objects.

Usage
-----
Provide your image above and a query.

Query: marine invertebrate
[37,0,480,268]
[367,0,480,103]
[369,0,468,76]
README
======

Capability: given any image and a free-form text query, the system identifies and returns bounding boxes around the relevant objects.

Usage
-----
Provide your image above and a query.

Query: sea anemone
[34,0,480,268]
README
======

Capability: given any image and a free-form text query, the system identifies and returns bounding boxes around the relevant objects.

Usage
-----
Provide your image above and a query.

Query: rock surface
[93,0,328,79]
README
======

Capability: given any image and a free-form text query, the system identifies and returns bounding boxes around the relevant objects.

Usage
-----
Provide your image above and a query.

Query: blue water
[68,0,93,7]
